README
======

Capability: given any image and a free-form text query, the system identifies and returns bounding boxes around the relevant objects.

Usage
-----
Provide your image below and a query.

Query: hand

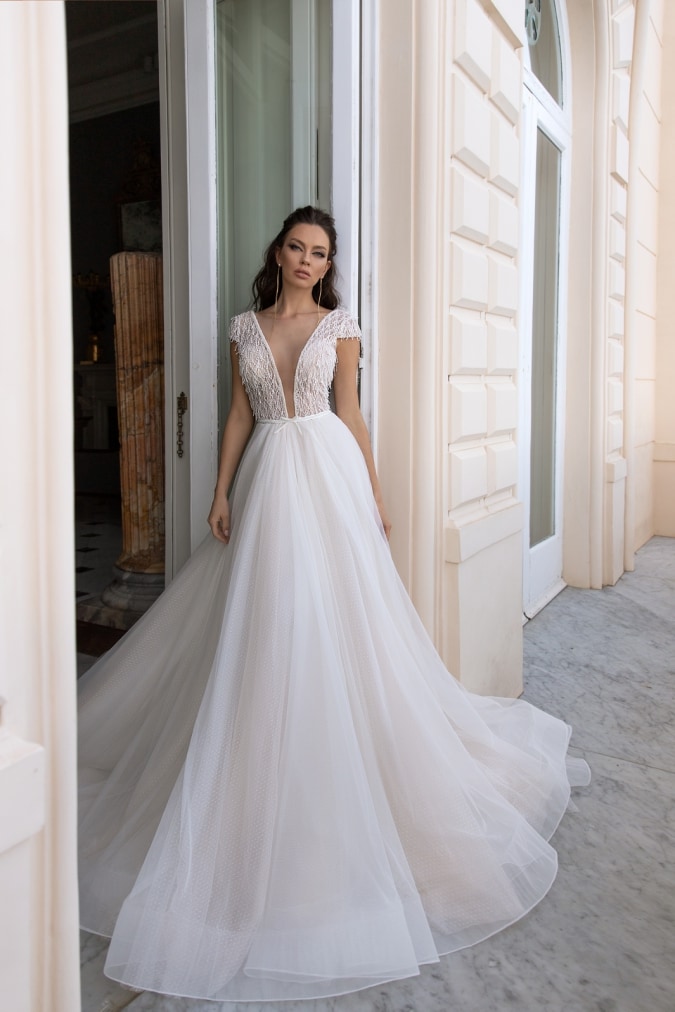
[376,498,392,541]
[208,491,231,544]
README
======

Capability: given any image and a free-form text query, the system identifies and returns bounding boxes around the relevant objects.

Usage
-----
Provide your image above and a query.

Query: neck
[273,290,320,317]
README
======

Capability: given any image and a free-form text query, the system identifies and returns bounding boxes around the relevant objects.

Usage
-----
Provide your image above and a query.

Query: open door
[165,0,364,577]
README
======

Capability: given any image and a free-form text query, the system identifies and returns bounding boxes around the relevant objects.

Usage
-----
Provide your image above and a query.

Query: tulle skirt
[78,411,590,1002]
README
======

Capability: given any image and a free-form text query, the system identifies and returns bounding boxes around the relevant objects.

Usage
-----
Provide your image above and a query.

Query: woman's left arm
[334,338,392,540]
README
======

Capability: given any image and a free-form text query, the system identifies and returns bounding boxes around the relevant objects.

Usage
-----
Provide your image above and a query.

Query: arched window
[526,0,563,107]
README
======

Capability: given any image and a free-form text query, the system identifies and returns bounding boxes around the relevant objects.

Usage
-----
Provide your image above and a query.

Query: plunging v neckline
[250,310,335,419]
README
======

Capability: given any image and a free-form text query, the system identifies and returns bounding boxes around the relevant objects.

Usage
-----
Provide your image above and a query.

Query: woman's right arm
[207,342,254,543]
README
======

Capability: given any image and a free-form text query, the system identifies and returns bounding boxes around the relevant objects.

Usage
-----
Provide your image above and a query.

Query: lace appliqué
[229,315,286,421]
[229,310,361,421]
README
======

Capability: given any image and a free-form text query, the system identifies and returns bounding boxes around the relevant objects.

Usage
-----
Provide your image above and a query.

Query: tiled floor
[80,536,675,1012]
[75,493,122,601]
[75,494,125,669]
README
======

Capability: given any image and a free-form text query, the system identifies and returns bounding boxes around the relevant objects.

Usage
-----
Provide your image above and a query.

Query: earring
[317,275,323,322]
[274,262,281,328]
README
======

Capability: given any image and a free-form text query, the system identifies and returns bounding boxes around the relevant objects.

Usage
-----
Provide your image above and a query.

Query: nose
[300,251,309,265]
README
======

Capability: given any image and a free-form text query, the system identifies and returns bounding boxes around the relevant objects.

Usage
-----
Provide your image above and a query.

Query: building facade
[377,0,672,698]
[1,0,673,1007]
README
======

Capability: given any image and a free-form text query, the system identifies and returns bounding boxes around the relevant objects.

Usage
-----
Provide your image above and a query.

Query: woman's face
[277,224,331,292]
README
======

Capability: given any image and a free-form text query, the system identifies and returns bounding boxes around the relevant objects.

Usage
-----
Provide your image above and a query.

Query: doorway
[519,0,572,617]
[214,0,332,426]
[66,0,165,657]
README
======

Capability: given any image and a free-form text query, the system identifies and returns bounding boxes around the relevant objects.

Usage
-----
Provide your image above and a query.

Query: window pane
[527,0,562,106]
[530,129,561,547]
[215,0,330,424]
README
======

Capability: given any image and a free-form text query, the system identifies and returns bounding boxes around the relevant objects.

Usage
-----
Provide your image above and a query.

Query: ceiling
[66,1,159,121]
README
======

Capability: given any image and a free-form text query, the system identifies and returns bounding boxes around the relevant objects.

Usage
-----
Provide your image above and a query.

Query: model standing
[78,206,589,1003]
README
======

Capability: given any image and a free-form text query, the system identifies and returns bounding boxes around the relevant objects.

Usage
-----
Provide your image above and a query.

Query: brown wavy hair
[251,206,340,311]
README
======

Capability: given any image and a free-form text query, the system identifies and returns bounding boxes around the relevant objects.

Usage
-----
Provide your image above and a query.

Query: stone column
[102,251,165,620]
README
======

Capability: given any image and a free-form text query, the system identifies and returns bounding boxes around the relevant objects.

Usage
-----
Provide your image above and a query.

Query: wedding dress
[78,308,590,1002]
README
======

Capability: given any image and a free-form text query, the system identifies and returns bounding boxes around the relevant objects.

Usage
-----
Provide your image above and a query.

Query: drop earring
[274,262,281,330]
[317,275,323,323]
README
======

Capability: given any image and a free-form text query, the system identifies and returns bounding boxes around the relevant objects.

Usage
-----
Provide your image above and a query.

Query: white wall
[0,4,80,1010]
[376,0,672,697]
[624,0,664,560]
[654,0,675,535]
[376,0,525,696]
[442,0,524,694]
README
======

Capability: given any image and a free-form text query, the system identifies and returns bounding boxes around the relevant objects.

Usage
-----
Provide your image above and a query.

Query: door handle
[176,392,188,457]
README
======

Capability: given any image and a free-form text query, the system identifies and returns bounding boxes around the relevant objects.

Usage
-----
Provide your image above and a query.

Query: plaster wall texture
[655,0,675,536]
[0,4,80,1010]
[631,11,662,553]
[444,0,523,696]
[377,0,524,695]
[378,0,672,692]
[602,0,633,583]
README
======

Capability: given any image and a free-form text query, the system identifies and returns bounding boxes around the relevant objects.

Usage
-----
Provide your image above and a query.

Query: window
[215,0,331,422]
[526,0,563,107]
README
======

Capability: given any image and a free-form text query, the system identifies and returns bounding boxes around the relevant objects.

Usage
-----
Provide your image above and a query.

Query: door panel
[159,0,190,575]
[214,0,331,426]
[172,0,361,567]
[529,128,561,548]
[519,88,570,618]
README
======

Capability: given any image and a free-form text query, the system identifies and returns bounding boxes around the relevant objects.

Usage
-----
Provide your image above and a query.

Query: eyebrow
[287,236,328,252]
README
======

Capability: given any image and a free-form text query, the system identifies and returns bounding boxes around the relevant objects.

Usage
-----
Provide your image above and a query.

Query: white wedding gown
[78,309,590,1003]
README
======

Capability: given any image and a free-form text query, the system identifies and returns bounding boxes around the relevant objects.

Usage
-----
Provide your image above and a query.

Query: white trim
[158,0,192,575]
[518,3,573,615]
[588,2,610,589]
[522,0,573,119]
[359,0,379,443]
[290,0,315,206]
[623,0,651,572]
[331,0,360,316]
[410,0,444,635]
[184,0,218,552]
[523,577,566,620]
[0,5,79,1002]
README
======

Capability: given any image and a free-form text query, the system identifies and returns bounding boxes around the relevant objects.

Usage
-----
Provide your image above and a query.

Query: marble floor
[75,493,127,670]
[75,493,123,602]
[80,536,675,1012]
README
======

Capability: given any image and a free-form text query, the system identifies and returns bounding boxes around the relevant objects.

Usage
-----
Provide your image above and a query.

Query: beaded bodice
[229,309,361,421]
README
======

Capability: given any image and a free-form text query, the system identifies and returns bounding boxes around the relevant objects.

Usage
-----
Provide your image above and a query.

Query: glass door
[215,0,331,425]
[179,0,361,561]
[529,128,561,551]
[520,0,571,617]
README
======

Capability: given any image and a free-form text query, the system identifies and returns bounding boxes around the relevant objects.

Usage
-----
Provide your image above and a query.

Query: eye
[289,243,302,252]
[313,251,326,259]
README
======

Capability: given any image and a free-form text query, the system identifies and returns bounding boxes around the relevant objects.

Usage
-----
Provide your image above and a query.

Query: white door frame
[358,0,379,448]
[183,0,219,556]
[158,0,194,576]
[173,0,368,563]
[519,20,572,618]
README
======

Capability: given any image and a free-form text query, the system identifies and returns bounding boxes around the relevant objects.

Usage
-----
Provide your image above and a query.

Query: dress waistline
[256,411,331,426]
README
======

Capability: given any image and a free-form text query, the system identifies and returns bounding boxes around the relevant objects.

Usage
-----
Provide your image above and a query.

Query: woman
[78,206,589,1003]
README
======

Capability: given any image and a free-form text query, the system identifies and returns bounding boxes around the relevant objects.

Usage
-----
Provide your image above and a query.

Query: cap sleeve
[228,313,245,346]
[335,310,361,341]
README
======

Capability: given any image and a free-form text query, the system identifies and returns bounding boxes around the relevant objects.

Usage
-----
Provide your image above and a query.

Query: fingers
[208,515,230,544]
[376,502,392,542]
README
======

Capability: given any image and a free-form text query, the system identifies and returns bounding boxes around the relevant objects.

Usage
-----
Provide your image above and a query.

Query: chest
[239,314,339,419]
